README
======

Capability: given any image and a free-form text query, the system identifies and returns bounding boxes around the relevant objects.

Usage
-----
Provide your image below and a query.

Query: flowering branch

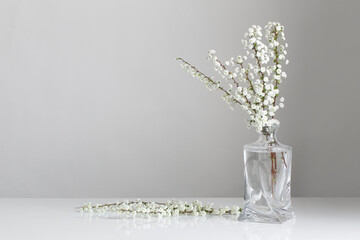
[176,57,243,108]
[78,199,241,218]
[177,22,289,132]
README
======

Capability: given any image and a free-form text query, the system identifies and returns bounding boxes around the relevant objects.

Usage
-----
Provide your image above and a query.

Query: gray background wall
[0,0,359,197]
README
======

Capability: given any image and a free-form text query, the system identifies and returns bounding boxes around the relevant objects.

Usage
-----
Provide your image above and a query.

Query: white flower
[280,97,285,102]
[267,119,280,126]
[219,208,226,215]
[279,103,284,108]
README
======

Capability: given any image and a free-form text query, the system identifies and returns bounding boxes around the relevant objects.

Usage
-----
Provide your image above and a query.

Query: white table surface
[0,198,359,240]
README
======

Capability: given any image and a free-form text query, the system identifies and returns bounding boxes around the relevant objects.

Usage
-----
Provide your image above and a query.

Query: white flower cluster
[177,22,289,132]
[79,199,241,218]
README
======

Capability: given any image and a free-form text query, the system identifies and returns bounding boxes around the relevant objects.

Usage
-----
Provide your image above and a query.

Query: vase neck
[257,125,279,145]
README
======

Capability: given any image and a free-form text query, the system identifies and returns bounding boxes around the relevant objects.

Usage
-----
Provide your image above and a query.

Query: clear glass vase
[238,124,295,223]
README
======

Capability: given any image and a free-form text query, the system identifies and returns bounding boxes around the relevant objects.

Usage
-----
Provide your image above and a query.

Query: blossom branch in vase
[177,22,291,203]
[177,22,288,132]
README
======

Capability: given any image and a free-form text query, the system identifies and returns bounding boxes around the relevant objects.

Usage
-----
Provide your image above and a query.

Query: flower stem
[271,152,277,195]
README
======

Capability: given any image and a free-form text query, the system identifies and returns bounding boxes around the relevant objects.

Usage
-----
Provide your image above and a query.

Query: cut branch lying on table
[78,199,241,218]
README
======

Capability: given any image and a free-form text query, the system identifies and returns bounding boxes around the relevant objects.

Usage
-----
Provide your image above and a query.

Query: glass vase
[238,124,295,223]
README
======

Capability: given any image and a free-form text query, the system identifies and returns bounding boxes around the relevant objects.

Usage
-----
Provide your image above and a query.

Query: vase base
[238,207,295,224]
